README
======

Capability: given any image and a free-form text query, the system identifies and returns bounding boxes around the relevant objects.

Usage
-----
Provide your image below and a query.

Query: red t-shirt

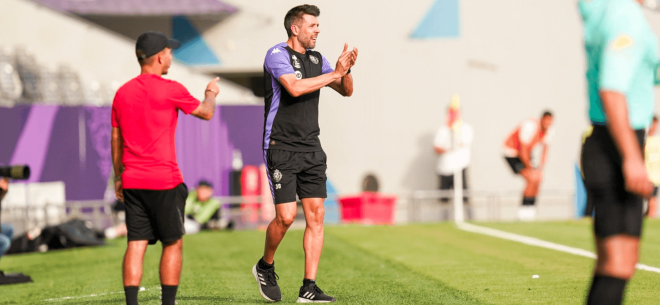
[111,74,200,190]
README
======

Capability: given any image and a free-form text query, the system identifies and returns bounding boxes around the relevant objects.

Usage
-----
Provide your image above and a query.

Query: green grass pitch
[1,219,660,304]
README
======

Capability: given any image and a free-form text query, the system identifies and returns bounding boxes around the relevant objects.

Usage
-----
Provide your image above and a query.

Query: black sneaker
[252,263,282,302]
[297,283,336,303]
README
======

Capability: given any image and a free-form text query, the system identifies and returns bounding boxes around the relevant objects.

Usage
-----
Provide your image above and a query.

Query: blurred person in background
[112,31,220,305]
[184,180,221,233]
[645,116,660,218]
[253,4,356,303]
[0,178,13,267]
[0,178,31,285]
[579,0,657,304]
[503,111,554,221]
[434,95,473,204]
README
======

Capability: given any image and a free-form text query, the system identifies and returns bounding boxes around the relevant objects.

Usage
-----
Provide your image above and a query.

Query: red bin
[338,192,397,225]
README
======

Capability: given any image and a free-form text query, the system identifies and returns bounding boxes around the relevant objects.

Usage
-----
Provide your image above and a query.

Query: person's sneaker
[252,263,282,302]
[297,283,336,303]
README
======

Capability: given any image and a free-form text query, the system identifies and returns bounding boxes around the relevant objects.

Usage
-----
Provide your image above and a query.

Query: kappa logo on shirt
[271,48,281,55]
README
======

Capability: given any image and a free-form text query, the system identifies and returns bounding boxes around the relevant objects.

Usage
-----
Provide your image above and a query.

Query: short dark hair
[541,110,553,118]
[198,180,213,188]
[284,5,320,37]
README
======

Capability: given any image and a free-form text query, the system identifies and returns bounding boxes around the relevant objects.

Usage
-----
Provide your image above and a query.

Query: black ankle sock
[124,286,139,305]
[258,257,274,269]
[161,285,178,305]
[587,275,627,305]
[522,197,536,206]
[303,278,315,287]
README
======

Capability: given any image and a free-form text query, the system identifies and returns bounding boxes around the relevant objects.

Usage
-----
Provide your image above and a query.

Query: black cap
[198,180,213,188]
[135,31,180,60]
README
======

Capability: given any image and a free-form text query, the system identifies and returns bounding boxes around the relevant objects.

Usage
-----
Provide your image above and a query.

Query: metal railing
[408,189,575,223]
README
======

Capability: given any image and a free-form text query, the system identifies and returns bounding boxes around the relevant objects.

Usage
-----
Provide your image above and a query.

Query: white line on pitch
[457,222,660,274]
[44,286,160,302]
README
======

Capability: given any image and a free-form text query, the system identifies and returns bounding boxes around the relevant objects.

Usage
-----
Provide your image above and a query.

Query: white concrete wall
[0,0,258,104]
[203,0,660,198]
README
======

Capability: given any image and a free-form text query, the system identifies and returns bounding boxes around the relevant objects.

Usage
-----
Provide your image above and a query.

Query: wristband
[114,175,122,182]
[205,89,218,96]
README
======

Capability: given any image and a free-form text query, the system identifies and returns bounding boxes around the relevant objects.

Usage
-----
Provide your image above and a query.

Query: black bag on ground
[7,219,105,254]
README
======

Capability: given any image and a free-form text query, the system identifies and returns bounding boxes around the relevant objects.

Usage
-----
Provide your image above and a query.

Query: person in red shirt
[111,31,220,305]
[503,111,554,221]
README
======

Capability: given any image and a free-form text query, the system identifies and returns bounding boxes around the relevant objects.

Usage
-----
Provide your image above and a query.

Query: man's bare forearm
[540,146,548,169]
[281,72,342,97]
[340,73,353,96]
[519,146,533,169]
[601,91,644,161]
[199,92,217,120]
[111,128,123,177]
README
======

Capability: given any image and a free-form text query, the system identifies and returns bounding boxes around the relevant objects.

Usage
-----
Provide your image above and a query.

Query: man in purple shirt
[252,4,357,303]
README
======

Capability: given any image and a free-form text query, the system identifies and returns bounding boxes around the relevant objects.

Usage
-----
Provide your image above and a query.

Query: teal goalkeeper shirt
[579,0,658,129]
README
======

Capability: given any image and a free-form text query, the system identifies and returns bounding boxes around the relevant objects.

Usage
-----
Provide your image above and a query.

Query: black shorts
[123,183,188,245]
[581,125,645,238]
[264,150,327,204]
[505,157,525,174]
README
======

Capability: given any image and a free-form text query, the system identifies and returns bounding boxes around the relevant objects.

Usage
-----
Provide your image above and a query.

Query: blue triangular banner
[411,0,460,39]
[172,16,221,65]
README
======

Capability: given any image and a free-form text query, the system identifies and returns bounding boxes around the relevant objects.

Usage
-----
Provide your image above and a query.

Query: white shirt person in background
[434,97,473,204]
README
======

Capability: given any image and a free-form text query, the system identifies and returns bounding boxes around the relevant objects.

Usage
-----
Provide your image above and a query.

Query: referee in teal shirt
[579,0,658,304]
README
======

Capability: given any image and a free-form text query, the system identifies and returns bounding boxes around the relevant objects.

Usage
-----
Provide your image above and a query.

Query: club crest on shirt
[292,55,301,68]
[295,71,303,79]
[273,169,283,182]
[611,35,633,51]
[309,55,319,64]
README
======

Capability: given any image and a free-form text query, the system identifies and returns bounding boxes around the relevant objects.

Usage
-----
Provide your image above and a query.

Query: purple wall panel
[220,105,264,166]
[0,106,30,164]
[39,107,106,200]
[176,107,234,196]
[0,105,264,200]
[10,105,59,183]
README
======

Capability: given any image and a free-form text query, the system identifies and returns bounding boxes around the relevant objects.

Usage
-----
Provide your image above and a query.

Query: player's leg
[253,150,298,302]
[296,151,335,303]
[439,174,453,203]
[263,202,298,263]
[301,197,325,280]
[123,240,149,286]
[583,126,644,305]
[153,183,188,305]
[519,168,540,220]
[588,198,642,305]
[122,189,156,305]
[648,187,658,217]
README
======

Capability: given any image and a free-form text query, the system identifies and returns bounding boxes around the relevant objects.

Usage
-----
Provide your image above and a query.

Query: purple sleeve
[321,55,334,74]
[265,48,294,80]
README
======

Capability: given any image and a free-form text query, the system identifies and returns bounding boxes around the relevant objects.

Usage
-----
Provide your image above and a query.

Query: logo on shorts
[292,55,301,68]
[295,71,303,79]
[309,55,319,64]
[275,184,282,189]
[273,169,282,183]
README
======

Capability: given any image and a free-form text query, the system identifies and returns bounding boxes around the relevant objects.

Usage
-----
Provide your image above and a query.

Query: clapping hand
[335,43,358,76]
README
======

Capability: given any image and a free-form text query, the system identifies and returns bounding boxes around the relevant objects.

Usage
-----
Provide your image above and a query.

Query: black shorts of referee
[123,183,188,244]
[581,125,645,238]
